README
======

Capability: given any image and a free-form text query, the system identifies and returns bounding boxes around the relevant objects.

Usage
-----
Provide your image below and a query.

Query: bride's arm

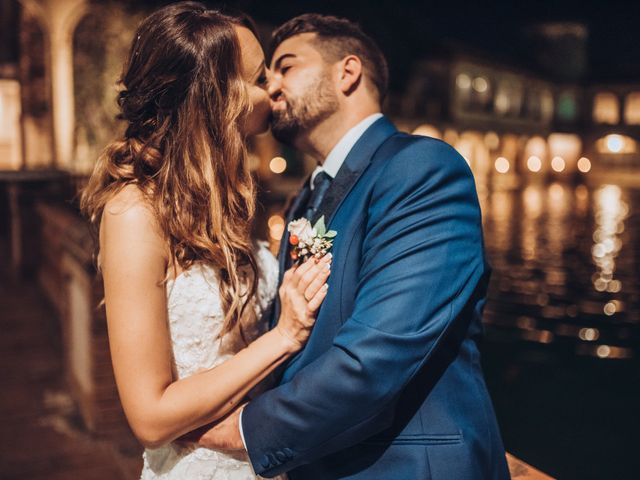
[100,193,328,449]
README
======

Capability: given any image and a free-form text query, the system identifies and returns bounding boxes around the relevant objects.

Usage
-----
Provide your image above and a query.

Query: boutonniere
[287,215,337,263]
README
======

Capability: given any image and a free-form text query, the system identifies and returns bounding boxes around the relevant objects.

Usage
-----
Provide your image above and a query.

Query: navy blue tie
[303,171,332,221]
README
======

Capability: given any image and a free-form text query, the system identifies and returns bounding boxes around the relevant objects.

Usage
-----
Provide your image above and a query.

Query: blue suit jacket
[242,117,510,479]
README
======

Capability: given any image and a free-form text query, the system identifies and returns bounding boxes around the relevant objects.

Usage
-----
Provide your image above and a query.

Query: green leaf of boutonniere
[325,230,337,238]
[313,216,327,237]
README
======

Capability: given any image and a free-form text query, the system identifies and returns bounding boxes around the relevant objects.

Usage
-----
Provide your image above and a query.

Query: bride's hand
[276,253,332,351]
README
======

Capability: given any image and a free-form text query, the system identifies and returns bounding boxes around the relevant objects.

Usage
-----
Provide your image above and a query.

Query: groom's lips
[270,98,286,110]
[270,92,287,108]
[270,105,287,117]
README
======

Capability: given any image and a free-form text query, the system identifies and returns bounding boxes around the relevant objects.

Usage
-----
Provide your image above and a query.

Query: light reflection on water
[592,185,627,296]
[481,181,638,360]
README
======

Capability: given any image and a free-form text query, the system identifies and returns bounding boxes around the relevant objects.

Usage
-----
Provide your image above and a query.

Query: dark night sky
[221,0,640,86]
[3,0,640,87]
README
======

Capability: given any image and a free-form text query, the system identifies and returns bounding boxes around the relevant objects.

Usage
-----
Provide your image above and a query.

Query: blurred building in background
[389,21,640,195]
[2,1,639,252]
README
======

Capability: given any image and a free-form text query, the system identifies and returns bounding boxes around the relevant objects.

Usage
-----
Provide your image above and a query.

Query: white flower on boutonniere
[287,215,337,263]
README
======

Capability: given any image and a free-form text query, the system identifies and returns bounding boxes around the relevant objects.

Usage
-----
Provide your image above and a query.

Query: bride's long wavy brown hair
[81,2,259,341]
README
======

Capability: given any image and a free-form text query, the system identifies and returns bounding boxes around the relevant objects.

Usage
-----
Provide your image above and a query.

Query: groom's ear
[337,55,362,96]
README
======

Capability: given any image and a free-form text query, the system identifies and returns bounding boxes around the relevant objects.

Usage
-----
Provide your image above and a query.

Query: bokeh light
[269,156,287,174]
[495,157,510,173]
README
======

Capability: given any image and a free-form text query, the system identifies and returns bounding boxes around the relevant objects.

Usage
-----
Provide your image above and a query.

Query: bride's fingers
[307,283,329,313]
[289,256,317,287]
[282,267,294,283]
[297,254,331,293]
[304,264,331,302]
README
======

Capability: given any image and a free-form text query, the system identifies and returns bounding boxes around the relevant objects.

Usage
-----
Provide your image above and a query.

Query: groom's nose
[267,71,282,101]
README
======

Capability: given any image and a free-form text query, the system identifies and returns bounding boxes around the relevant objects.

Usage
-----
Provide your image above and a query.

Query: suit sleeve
[241,137,488,477]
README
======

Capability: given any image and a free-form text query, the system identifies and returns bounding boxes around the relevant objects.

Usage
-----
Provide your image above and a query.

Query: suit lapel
[271,116,397,329]
[310,166,358,225]
[314,116,397,225]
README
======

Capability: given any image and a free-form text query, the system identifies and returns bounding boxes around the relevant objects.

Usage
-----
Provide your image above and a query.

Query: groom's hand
[197,406,244,451]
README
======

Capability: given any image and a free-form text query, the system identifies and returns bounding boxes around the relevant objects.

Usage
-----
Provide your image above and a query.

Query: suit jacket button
[268,453,278,465]
[261,456,270,468]
[275,451,287,462]
[283,448,294,459]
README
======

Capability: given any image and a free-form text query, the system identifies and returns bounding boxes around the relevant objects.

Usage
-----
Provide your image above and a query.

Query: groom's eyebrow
[272,53,296,71]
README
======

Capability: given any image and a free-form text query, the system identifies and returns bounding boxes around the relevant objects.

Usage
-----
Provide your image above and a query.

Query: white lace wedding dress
[140,242,285,480]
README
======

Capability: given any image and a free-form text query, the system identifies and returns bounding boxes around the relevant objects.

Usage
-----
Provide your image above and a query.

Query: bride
[80,2,330,478]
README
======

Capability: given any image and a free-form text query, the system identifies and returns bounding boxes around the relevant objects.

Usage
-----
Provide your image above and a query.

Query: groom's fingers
[196,405,245,451]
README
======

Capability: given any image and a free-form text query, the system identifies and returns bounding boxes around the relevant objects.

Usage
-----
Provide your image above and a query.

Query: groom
[201,13,510,479]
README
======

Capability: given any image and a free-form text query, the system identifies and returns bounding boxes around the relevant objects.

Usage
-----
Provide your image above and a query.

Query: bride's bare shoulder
[98,185,168,272]
[103,184,152,218]
[100,184,165,255]
[101,184,162,234]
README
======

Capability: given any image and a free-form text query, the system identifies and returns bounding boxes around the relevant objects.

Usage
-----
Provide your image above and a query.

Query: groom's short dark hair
[271,13,389,103]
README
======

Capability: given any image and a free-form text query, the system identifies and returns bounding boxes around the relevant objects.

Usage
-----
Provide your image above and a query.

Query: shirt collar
[310,113,383,188]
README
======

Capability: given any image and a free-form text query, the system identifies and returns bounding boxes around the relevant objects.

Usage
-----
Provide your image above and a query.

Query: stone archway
[0,0,23,170]
[16,0,52,169]
[72,2,145,175]
[19,0,89,170]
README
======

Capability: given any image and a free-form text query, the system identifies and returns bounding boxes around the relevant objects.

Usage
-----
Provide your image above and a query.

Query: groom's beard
[270,72,339,146]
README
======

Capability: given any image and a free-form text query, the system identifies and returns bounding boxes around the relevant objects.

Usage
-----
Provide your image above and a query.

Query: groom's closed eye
[272,53,297,74]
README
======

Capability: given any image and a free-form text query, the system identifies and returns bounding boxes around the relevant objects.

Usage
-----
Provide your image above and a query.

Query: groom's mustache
[268,99,288,121]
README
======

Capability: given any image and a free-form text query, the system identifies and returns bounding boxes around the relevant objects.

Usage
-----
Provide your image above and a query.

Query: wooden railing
[507,453,554,479]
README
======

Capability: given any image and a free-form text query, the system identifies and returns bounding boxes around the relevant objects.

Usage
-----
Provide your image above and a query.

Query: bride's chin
[256,119,271,135]
[249,118,271,137]
[242,111,271,138]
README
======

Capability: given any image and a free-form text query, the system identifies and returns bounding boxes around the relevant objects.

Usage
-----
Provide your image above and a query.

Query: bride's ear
[337,55,362,95]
